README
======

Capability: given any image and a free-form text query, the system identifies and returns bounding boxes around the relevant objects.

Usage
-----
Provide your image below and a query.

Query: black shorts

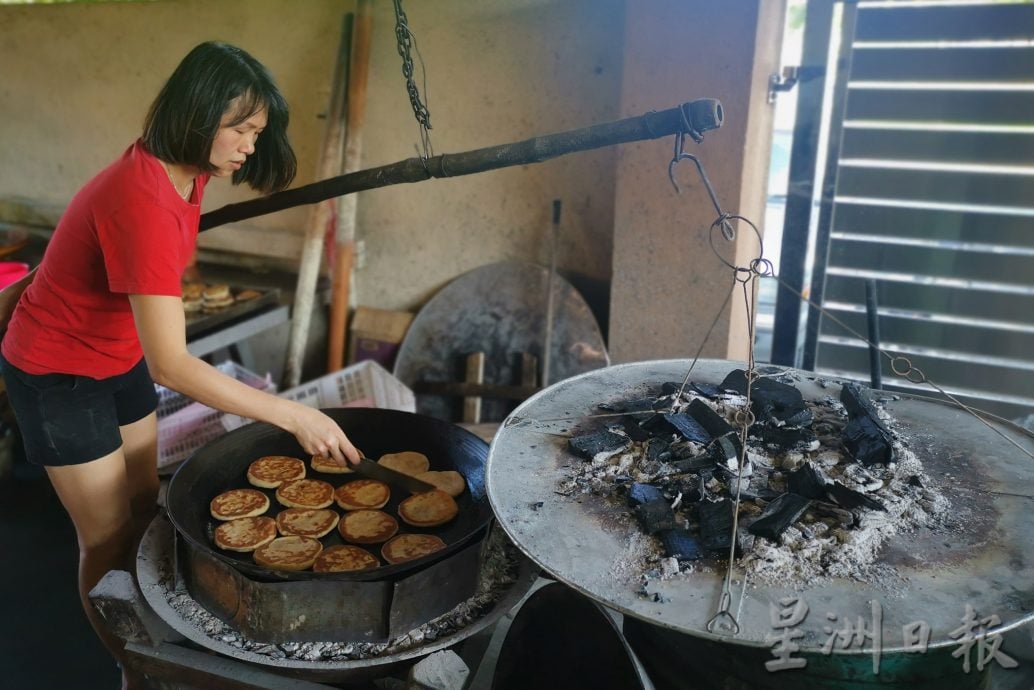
[0,352,158,467]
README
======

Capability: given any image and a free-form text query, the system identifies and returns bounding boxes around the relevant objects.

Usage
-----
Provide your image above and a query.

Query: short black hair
[142,42,297,194]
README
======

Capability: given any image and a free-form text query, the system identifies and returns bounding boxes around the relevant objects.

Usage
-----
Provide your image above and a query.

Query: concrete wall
[0,0,783,361]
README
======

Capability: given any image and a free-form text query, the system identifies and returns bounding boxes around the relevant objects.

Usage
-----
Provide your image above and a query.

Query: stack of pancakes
[180,281,263,315]
[207,450,467,573]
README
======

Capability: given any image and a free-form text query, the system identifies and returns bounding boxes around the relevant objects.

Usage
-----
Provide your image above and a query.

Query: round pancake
[203,284,230,301]
[378,451,430,477]
[382,533,447,565]
[310,453,354,475]
[335,479,391,511]
[210,488,270,521]
[235,288,262,302]
[275,508,339,538]
[182,282,204,300]
[413,470,466,497]
[182,297,203,313]
[398,489,459,527]
[338,510,399,544]
[313,545,380,573]
[213,516,277,553]
[254,535,323,572]
[276,478,335,509]
[247,456,306,489]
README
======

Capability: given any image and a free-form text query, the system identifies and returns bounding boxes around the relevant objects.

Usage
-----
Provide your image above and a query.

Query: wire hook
[668,134,735,241]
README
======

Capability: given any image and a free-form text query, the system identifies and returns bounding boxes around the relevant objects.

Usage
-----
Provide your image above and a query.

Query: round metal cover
[486,359,1034,651]
[393,260,609,422]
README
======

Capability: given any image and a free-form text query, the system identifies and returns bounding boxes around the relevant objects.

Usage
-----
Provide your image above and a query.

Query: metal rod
[542,199,561,387]
[865,278,882,390]
[199,99,723,231]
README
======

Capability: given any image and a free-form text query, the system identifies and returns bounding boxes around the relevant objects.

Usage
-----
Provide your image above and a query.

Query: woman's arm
[129,294,360,465]
[0,266,37,331]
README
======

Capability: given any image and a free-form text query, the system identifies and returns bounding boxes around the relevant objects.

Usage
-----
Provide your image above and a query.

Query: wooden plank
[463,352,485,424]
[824,274,1034,325]
[845,89,1034,126]
[841,128,1034,166]
[520,353,538,390]
[836,166,1034,210]
[856,4,1034,42]
[817,309,1034,361]
[850,46,1034,83]
[832,203,1034,247]
[123,641,338,690]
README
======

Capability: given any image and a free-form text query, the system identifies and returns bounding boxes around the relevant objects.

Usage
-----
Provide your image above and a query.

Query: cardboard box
[347,307,414,369]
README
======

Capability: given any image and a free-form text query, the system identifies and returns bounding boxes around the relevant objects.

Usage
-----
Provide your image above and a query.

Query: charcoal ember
[827,481,886,511]
[568,429,631,460]
[658,528,704,561]
[688,399,735,436]
[690,381,724,398]
[634,498,677,534]
[676,474,705,502]
[907,475,924,488]
[748,493,812,541]
[671,455,716,473]
[617,417,652,442]
[709,435,744,473]
[628,483,665,507]
[697,498,738,554]
[663,412,711,444]
[840,383,894,466]
[813,501,855,527]
[786,462,830,500]
[660,382,696,401]
[751,425,819,452]
[646,436,673,463]
[738,473,779,501]
[720,369,813,427]
[598,396,666,413]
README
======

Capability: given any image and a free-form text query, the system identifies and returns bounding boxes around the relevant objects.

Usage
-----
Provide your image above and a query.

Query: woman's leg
[119,411,159,544]
[45,450,136,679]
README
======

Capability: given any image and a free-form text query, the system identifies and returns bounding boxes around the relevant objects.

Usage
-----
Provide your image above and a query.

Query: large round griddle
[486,359,1034,651]
[393,260,609,422]
[167,408,493,582]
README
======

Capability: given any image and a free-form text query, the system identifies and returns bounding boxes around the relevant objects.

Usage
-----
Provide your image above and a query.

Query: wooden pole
[327,0,373,373]
[199,99,723,232]
[283,14,352,389]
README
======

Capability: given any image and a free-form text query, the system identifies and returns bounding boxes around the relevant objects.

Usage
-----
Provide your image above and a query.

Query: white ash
[162,527,520,662]
[557,383,950,594]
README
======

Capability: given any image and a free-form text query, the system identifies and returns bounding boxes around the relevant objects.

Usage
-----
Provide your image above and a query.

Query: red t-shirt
[3,140,209,378]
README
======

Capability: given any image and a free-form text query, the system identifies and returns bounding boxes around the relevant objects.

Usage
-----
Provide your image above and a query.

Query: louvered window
[801,0,1034,422]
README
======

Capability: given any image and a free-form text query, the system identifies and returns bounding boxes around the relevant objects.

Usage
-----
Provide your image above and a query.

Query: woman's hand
[282,402,361,467]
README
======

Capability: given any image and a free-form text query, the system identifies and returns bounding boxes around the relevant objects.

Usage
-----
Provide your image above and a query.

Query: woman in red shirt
[0,42,359,688]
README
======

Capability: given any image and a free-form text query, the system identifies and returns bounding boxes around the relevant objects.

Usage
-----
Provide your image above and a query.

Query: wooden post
[283,15,352,388]
[328,0,373,373]
[463,352,485,424]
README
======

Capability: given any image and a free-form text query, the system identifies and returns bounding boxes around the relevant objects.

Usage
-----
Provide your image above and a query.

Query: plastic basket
[157,361,276,470]
[222,360,415,433]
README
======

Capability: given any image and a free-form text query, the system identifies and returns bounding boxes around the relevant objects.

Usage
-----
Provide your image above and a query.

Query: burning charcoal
[840,383,894,466]
[720,369,813,427]
[676,474,705,502]
[690,381,724,398]
[748,493,812,541]
[598,396,665,413]
[752,425,819,452]
[568,429,631,460]
[658,528,704,561]
[688,399,735,436]
[709,435,744,473]
[786,462,830,500]
[661,381,693,399]
[827,481,886,512]
[697,498,738,554]
[628,483,665,507]
[671,455,716,473]
[813,501,855,527]
[645,437,672,463]
[907,475,924,488]
[634,498,677,534]
[617,417,652,442]
[663,412,712,444]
